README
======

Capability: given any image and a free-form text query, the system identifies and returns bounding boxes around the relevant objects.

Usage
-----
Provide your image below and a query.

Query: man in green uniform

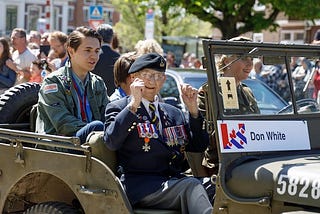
[36,26,109,144]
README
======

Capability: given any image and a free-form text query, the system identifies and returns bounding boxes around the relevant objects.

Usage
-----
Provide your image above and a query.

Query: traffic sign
[145,9,154,39]
[89,6,103,20]
[88,20,104,30]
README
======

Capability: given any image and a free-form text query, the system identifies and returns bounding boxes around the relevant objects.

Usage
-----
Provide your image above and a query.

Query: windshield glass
[183,77,207,89]
[207,42,320,116]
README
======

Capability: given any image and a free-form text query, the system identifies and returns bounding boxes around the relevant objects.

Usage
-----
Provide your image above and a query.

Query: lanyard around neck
[72,76,88,122]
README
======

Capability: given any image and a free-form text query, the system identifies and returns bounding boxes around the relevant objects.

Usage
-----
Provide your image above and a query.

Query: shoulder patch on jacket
[44,83,58,94]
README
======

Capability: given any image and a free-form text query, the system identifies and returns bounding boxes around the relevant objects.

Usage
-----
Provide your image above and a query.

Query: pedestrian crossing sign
[89,6,103,20]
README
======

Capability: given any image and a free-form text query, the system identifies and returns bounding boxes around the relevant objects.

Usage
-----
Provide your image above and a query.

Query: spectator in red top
[29,59,45,83]
[313,60,320,103]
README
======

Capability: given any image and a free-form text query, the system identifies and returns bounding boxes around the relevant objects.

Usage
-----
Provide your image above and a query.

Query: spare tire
[0,82,41,124]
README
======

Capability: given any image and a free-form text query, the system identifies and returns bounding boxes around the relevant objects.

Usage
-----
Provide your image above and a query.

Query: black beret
[128,53,166,74]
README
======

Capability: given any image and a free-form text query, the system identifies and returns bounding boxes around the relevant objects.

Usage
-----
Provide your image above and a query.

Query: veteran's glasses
[138,71,165,81]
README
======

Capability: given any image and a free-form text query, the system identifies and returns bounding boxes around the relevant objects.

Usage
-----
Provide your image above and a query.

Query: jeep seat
[84,131,117,173]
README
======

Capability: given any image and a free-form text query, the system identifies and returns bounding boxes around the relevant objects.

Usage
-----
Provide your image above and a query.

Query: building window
[83,7,89,22]
[103,8,114,24]
[295,32,304,41]
[281,30,305,44]
[6,5,17,34]
[85,0,109,4]
[96,0,105,4]
[27,5,41,31]
[84,0,95,4]
[283,33,291,41]
[68,6,74,21]
[52,7,60,31]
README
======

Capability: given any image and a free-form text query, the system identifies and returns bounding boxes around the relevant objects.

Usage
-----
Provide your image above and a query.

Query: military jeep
[202,40,320,213]
[0,88,182,213]
[1,41,320,214]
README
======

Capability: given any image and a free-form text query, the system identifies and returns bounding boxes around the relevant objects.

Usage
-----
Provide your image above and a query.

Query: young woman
[0,37,17,92]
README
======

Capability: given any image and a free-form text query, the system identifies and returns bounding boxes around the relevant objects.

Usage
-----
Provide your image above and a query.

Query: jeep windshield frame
[202,40,320,153]
[202,40,320,208]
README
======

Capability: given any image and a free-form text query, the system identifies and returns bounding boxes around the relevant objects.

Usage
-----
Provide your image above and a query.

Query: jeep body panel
[0,129,132,213]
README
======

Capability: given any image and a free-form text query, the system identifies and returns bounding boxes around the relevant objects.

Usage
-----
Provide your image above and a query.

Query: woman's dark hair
[113,52,136,86]
[32,59,52,72]
[0,37,11,68]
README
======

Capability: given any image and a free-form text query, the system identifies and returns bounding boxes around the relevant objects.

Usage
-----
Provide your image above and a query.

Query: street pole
[50,0,54,31]
[46,0,50,31]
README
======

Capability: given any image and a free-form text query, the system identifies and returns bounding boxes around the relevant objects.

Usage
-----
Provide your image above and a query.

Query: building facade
[0,0,120,36]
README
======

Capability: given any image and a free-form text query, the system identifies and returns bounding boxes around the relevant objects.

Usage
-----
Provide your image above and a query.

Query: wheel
[24,201,80,214]
[0,82,40,124]
[277,98,320,114]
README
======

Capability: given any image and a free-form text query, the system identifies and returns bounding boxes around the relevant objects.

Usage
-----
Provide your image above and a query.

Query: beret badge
[160,58,165,67]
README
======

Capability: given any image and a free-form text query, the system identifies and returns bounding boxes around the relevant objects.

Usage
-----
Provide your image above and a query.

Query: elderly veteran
[36,26,109,145]
[104,53,213,213]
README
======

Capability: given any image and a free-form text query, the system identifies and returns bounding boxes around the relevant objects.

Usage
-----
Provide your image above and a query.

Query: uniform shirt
[109,87,127,102]
[141,96,163,131]
[199,82,260,116]
[224,83,260,115]
[71,72,93,122]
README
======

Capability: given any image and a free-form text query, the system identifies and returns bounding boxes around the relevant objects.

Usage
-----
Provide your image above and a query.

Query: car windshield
[183,77,207,89]
[243,79,287,114]
[162,68,290,115]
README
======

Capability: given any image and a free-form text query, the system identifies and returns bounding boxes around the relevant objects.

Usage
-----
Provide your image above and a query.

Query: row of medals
[137,123,187,152]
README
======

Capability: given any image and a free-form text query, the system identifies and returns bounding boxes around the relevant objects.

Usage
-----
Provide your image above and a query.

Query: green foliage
[270,0,320,19]
[112,0,320,46]
[111,0,212,52]
[173,0,320,39]
[111,0,146,51]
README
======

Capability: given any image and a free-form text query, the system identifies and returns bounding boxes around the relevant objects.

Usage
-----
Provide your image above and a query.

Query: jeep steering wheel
[277,98,319,114]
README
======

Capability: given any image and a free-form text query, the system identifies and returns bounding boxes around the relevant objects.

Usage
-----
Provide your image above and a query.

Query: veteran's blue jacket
[104,96,209,205]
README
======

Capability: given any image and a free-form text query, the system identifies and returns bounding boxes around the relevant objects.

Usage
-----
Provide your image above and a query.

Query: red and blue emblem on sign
[220,123,247,149]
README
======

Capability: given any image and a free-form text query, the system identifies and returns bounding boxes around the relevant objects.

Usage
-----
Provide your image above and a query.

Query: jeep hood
[227,154,320,208]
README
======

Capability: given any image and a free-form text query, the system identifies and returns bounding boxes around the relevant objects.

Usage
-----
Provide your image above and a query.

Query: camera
[40,59,52,72]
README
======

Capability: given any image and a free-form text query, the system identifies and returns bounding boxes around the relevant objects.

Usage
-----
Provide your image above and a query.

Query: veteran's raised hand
[180,83,199,118]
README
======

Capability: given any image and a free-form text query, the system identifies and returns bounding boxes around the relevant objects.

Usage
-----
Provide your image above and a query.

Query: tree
[166,0,320,39]
[111,0,212,51]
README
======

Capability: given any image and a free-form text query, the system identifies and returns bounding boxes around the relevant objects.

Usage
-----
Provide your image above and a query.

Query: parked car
[160,68,289,115]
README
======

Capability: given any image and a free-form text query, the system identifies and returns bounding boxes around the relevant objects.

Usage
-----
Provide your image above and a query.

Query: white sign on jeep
[217,120,310,153]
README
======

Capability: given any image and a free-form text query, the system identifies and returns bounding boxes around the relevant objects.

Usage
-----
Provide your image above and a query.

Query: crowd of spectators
[3,26,320,106]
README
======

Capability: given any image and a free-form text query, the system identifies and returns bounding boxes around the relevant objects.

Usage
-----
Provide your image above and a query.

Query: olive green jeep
[0,84,181,213]
[1,40,320,214]
[202,40,320,213]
